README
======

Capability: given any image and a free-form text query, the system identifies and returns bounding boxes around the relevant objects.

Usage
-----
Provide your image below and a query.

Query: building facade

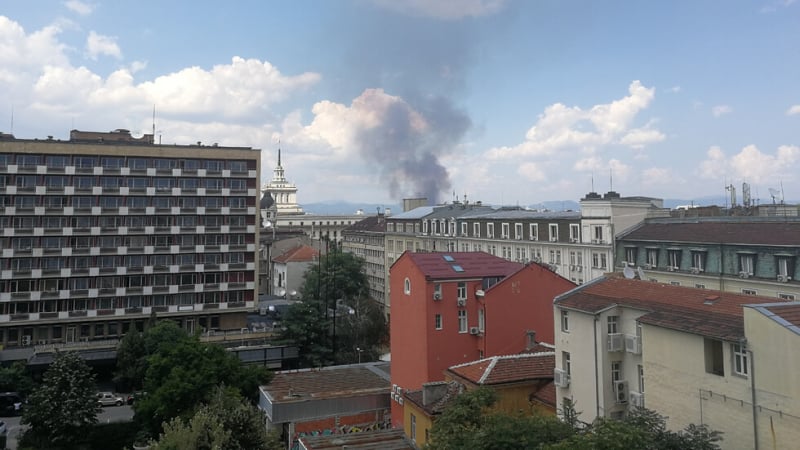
[0,129,260,349]
[389,251,574,428]
[616,217,800,300]
[341,214,388,308]
[261,148,303,217]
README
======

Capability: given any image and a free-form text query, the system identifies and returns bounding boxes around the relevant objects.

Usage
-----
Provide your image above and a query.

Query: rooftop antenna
[9,105,13,134]
[591,172,595,192]
[768,187,780,205]
[152,105,156,143]
[609,168,613,192]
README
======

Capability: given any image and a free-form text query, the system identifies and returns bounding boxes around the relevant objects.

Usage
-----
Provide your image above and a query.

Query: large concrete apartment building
[0,129,260,350]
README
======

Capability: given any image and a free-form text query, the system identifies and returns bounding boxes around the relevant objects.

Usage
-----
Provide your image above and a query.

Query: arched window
[404,278,411,295]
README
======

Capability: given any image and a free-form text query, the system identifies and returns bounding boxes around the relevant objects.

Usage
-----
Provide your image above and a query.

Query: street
[3,405,134,450]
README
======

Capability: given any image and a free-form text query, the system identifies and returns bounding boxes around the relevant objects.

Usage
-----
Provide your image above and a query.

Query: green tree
[282,245,387,366]
[134,330,272,436]
[20,351,100,449]
[114,320,193,391]
[149,386,283,450]
[0,360,35,396]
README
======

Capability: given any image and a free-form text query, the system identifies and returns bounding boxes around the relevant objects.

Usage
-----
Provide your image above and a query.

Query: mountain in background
[301,201,401,216]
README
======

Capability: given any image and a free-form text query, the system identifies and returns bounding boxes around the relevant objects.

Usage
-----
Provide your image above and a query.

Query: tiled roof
[447,351,555,385]
[272,245,319,263]
[405,252,522,280]
[299,429,415,450]
[404,381,463,416]
[343,215,386,233]
[556,277,789,341]
[264,365,390,402]
[532,381,556,408]
[621,219,800,246]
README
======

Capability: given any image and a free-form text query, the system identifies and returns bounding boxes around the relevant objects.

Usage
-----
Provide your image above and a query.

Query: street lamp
[356,347,363,364]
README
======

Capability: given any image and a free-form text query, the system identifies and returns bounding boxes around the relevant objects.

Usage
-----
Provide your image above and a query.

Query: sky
[1,0,799,207]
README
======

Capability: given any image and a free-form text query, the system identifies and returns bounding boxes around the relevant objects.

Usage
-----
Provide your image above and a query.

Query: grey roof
[424,204,495,219]
[458,209,581,220]
[388,206,436,219]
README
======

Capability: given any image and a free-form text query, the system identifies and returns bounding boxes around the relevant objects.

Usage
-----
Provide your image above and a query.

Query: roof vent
[703,295,720,305]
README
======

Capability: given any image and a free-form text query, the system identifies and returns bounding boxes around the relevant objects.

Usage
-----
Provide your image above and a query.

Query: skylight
[443,255,455,262]
[452,265,464,272]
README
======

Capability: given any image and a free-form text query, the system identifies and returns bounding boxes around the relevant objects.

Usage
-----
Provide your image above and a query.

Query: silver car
[96,392,124,407]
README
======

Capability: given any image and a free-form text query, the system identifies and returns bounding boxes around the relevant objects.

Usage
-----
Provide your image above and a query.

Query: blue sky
[1,0,798,206]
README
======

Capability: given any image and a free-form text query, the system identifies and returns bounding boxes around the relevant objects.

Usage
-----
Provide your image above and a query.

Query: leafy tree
[282,245,387,366]
[149,386,282,450]
[0,360,35,396]
[114,320,192,391]
[134,328,272,436]
[20,351,100,449]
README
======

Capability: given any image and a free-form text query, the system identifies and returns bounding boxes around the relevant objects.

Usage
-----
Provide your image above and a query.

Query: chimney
[422,381,450,406]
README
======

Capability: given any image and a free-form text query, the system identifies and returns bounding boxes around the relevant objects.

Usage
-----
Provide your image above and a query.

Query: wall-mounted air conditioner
[457,299,466,307]
[629,391,645,408]
[614,380,629,404]
[433,292,441,301]
[607,333,624,352]
[554,368,570,388]
[624,334,641,354]
[469,327,480,335]
[739,271,750,279]
[777,275,791,283]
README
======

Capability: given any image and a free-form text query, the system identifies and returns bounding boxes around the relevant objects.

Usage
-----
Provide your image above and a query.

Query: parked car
[0,392,24,416]
[96,392,124,407]
[0,419,6,435]
[126,391,147,405]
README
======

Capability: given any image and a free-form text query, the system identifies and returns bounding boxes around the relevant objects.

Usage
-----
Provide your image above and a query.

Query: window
[776,256,792,278]
[458,310,467,333]
[457,282,467,300]
[646,249,658,267]
[549,224,558,241]
[478,309,485,331]
[570,224,579,242]
[404,278,411,295]
[732,343,748,377]
[435,314,442,330]
[691,251,706,272]
[410,413,417,443]
[607,315,619,334]
[592,252,608,269]
[611,361,622,383]
[667,250,681,269]
[739,254,754,276]
[530,224,538,241]
[704,338,724,376]
[779,293,796,301]
[593,226,604,243]
[501,223,510,239]
[473,222,480,238]
[487,223,495,238]
[461,222,468,236]
[562,352,571,375]
[561,310,569,332]
[638,365,645,393]
[742,288,757,296]
[625,247,637,266]
[515,223,523,240]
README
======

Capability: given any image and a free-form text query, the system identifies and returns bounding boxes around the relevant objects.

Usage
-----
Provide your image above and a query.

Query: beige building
[554,276,798,450]
[341,214,388,308]
[0,129,260,352]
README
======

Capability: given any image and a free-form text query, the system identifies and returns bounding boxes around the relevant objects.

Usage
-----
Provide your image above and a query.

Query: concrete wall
[555,306,600,424]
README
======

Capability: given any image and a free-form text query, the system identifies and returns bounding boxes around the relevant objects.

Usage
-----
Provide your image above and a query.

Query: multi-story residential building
[341,214,388,308]
[0,129,260,350]
[615,217,800,300]
[390,251,575,427]
[271,245,318,298]
[553,276,794,449]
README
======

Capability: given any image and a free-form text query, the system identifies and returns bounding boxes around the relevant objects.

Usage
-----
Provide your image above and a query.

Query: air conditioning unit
[629,391,645,408]
[570,238,579,243]
[457,299,466,307]
[576,266,582,272]
[739,271,750,279]
[549,237,558,242]
[21,335,32,346]
[624,335,642,354]
[554,368,570,388]
[398,397,404,405]
[607,333,624,352]
[690,267,701,275]
[433,292,442,301]
[777,275,791,283]
[469,327,480,335]
[614,380,629,404]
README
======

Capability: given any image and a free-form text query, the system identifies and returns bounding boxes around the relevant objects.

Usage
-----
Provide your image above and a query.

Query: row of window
[2,271,252,293]
[2,214,252,229]
[391,220,609,244]
[0,195,255,209]
[0,154,255,172]
[624,247,794,278]
[1,234,253,251]
[432,309,486,333]
[0,175,255,190]
[0,290,252,315]
[1,252,251,271]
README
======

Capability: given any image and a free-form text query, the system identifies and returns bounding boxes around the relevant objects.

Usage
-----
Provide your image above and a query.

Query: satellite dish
[290,290,297,297]
[623,265,635,279]
[637,267,646,280]
[277,288,286,297]
[264,220,272,228]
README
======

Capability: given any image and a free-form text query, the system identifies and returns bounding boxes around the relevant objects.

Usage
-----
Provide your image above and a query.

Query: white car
[0,420,6,435]
[96,392,124,407]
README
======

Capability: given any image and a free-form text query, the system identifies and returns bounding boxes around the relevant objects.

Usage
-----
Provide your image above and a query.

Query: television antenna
[768,188,781,205]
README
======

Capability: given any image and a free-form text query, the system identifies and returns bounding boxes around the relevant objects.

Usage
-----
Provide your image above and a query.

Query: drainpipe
[594,315,600,418]
[748,344,759,450]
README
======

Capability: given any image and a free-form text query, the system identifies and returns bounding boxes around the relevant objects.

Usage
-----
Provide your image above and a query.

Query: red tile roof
[405,252,522,280]
[622,220,800,246]
[556,277,790,341]
[404,381,464,416]
[272,245,319,263]
[532,381,556,408]
[447,349,555,386]
[763,304,800,327]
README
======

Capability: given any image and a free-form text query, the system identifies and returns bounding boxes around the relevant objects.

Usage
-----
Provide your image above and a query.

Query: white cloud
[517,162,546,182]
[64,0,94,15]
[787,105,800,115]
[85,31,121,60]
[370,0,506,19]
[711,104,732,117]
[669,86,681,93]
[641,167,678,186]
[487,80,659,159]
[698,144,800,184]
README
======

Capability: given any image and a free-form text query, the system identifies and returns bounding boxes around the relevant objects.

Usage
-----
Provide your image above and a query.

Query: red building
[389,251,575,427]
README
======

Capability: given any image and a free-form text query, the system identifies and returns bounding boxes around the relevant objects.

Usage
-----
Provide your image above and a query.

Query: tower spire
[277,140,281,167]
